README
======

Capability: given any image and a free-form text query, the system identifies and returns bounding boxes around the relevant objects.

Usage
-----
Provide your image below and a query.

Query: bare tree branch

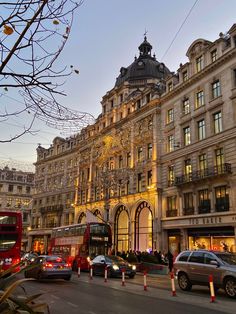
[0,0,94,143]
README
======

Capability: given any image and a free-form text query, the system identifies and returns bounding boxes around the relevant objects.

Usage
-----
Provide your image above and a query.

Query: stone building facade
[0,166,34,250]
[29,23,236,255]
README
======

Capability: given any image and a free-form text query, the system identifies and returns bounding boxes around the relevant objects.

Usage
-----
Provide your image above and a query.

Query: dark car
[91,255,136,278]
[174,250,236,298]
[21,252,38,265]
[24,255,72,281]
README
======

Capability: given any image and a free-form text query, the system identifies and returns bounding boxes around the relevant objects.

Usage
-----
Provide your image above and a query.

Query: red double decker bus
[0,211,22,272]
[49,222,112,270]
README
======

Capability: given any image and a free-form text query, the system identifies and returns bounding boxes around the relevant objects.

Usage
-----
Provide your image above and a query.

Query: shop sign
[189,215,236,225]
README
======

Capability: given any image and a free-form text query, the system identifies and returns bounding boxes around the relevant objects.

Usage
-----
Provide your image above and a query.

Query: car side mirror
[210,260,219,267]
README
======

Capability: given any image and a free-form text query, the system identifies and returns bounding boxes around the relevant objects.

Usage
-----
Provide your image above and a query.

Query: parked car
[24,255,72,281]
[91,255,136,278]
[173,250,236,298]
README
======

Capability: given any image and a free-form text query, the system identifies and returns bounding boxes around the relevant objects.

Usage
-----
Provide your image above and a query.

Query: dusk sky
[1,0,236,171]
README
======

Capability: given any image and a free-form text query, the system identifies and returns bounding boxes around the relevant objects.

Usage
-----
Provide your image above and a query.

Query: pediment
[186,39,212,58]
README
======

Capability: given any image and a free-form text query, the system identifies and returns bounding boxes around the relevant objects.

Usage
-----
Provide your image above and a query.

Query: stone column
[180,228,188,251]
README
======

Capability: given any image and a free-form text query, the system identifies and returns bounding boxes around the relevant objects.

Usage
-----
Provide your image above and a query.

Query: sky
[1,0,236,171]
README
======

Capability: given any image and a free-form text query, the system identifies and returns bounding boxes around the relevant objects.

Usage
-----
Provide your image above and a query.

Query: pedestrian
[166,250,174,273]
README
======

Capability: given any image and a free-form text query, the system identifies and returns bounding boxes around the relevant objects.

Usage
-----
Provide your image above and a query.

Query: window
[195,90,204,108]
[136,99,141,109]
[147,143,152,159]
[127,152,131,167]
[137,173,142,192]
[212,80,221,98]
[147,170,152,187]
[183,126,191,146]
[189,251,204,263]
[146,93,150,103]
[103,105,106,114]
[199,154,207,175]
[215,186,229,212]
[167,134,174,152]
[126,180,130,195]
[94,186,99,200]
[118,180,122,196]
[110,99,114,108]
[197,119,206,140]
[119,94,123,103]
[211,49,217,62]
[196,55,203,72]
[137,147,143,162]
[233,69,236,87]
[8,185,13,192]
[167,108,174,124]
[183,98,190,115]
[178,251,190,262]
[215,148,224,171]
[168,165,175,186]
[166,196,177,214]
[198,189,210,214]
[168,82,173,92]
[213,111,222,134]
[184,159,192,180]
[17,186,22,193]
[183,192,194,214]
[183,71,188,82]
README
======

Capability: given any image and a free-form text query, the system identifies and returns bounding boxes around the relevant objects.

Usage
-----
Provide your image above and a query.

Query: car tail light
[65,263,71,268]
[44,263,53,268]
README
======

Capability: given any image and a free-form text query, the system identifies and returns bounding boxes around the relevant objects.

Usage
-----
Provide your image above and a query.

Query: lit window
[137,173,142,192]
[137,147,143,162]
[215,148,224,171]
[212,80,221,99]
[195,90,204,108]
[168,166,175,186]
[127,152,131,167]
[196,55,203,72]
[197,119,206,140]
[167,135,174,152]
[167,108,174,124]
[147,170,152,186]
[168,82,173,92]
[183,98,190,115]
[199,154,207,175]
[147,143,152,159]
[184,159,192,181]
[213,111,222,134]
[183,126,191,146]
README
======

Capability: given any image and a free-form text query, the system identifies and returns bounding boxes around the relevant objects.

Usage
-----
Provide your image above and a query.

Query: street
[16,272,235,314]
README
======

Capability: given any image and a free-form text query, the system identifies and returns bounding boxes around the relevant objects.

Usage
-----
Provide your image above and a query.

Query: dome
[115,36,171,87]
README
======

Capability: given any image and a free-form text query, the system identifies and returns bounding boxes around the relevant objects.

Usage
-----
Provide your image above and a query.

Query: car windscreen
[215,253,236,265]
[0,234,17,251]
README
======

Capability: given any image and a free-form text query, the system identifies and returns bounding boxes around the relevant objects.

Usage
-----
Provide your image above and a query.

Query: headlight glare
[112,264,119,270]
[132,265,136,270]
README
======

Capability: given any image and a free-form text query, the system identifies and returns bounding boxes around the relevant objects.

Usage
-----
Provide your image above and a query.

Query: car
[24,255,72,281]
[91,255,136,278]
[21,252,38,265]
[173,250,236,298]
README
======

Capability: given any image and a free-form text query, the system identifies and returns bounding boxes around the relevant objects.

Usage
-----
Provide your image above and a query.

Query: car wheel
[224,277,236,298]
[178,272,192,291]
[64,276,71,281]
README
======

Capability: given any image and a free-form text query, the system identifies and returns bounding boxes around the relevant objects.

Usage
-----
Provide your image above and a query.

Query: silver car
[173,250,236,298]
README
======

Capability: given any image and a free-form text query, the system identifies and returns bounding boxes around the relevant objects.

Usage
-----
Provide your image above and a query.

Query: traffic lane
[18,277,230,314]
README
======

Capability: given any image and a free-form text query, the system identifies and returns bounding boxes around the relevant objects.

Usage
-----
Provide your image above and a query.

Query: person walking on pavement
[166,250,174,273]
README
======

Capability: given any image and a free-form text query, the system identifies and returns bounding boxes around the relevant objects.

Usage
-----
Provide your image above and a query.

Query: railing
[183,207,194,215]
[166,209,178,217]
[175,163,231,186]
[215,198,229,212]
[198,203,211,214]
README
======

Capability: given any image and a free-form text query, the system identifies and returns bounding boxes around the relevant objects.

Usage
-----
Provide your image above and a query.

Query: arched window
[135,201,153,251]
[114,205,129,254]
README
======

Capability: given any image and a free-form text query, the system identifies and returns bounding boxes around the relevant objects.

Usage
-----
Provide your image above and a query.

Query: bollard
[104,266,108,283]
[121,268,125,286]
[89,265,93,280]
[143,270,147,291]
[77,262,81,278]
[170,272,176,296]
[209,275,215,302]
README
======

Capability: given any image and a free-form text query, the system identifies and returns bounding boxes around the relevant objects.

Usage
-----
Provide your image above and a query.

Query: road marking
[67,302,78,308]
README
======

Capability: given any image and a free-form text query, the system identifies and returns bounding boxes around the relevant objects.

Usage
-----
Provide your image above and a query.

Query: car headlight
[132,265,136,270]
[112,264,119,270]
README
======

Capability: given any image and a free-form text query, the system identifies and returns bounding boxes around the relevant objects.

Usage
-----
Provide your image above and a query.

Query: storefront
[162,212,236,253]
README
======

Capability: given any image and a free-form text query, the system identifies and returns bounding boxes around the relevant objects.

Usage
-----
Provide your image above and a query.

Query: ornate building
[0,166,34,250]
[29,24,236,255]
